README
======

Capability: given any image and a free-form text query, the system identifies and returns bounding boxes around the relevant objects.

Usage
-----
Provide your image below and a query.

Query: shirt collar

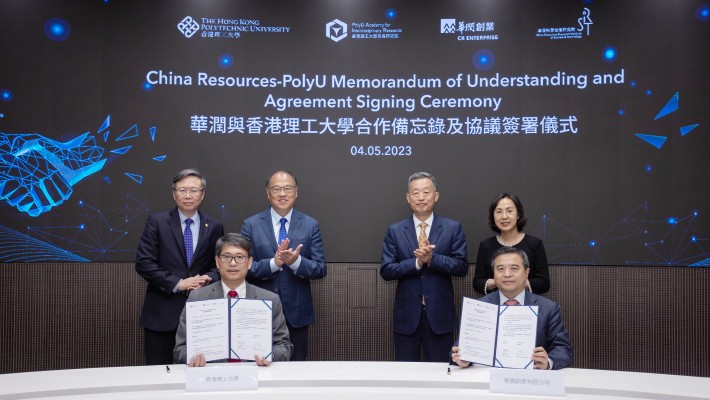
[499,290,526,305]
[221,281,247,298]
[413,213,434,228]
[178,210,200,226]
[270,208,293,225]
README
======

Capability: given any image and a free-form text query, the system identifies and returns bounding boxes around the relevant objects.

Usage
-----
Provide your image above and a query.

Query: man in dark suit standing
[174,233,293,366]
[451,246,573,369]
[136,168,224,365]
[381,171,468,362]
[241,170,326,361]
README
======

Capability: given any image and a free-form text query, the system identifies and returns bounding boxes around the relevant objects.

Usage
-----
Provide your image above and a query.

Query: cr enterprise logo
[441,19,456,33]
[326,19,347,42]
[177,16,200,38]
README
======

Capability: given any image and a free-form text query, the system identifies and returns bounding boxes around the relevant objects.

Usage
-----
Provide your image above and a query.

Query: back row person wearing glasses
[240,170,327,361]
[472,193,550,295]
[136,168,224,365]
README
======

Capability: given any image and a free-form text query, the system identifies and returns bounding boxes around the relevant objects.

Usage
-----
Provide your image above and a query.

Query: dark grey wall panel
[1,263,708,376]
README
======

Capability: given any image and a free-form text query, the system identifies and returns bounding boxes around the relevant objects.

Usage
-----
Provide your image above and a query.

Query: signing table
[0,362,708,400]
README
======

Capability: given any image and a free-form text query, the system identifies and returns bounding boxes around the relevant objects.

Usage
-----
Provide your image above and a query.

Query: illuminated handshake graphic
[0,131,106,217]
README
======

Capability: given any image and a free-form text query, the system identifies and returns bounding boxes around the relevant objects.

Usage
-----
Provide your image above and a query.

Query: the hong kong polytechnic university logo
[178,16,200,38]
[326,19,347,42]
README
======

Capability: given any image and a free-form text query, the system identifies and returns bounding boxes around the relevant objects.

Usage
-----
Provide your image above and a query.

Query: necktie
[278,217,288,244]
[227,290,238,298]
[418,222,428,249]
[184,218,194,266]
[504,299,520,306]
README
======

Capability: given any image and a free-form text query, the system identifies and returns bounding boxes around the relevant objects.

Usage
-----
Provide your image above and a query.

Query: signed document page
[458,297,498,365]
[229,299,273,362]
[458,297,539,369]
[186,298,229,362]
[494,305,538,369]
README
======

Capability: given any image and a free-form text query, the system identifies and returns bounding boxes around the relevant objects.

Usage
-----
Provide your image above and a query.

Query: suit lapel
[491,291,501,305]
[193,211,212,260]
[288,209,304,244]
[168,208,188,268]
[524,291,537,306]
[207,283,224,299]
[245,283,257,299]
[258,209,278,252]
[403,218,418,251]
[428,214,442,245]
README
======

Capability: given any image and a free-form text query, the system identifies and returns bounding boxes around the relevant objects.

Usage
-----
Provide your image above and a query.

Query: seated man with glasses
[174,233,293,366]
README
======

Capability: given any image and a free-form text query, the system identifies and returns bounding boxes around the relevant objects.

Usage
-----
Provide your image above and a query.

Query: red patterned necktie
[504,299,520,306]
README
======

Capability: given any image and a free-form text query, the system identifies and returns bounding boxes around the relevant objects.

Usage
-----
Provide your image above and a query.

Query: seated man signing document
[452,247,572,370]
[174,233,293,366]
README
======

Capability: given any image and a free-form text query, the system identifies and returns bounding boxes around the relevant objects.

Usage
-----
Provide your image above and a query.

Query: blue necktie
[184,218,194,266]
[278,217,287,244]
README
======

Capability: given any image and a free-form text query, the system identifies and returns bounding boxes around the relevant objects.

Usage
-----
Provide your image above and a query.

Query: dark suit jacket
[136,207,224,332]
[380,214,468,335]
[173,281,293,364]
[478,291,573,369]
[241,208,326,328]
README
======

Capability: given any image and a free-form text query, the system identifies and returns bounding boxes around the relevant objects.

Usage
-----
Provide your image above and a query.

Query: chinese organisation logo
[326,19,348,42]
[536,8,593,40]
[578,8,593,35]
[326,17,402,42]
[441,19,456,33]
[439,18,498,41]
[177,16,290,40]
[177,16,200,38]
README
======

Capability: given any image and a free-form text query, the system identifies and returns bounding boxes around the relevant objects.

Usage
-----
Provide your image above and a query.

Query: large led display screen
[0,0,708,265]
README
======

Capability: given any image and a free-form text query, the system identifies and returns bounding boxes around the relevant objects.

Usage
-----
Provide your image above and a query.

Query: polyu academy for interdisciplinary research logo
[177,16,200,38]
[326,19,348,42]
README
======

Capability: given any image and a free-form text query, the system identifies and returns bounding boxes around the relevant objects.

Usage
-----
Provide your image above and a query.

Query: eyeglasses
[494,209,517,217]
[268,186,296,194]
[218,254,248,264]
[174,188,204,197]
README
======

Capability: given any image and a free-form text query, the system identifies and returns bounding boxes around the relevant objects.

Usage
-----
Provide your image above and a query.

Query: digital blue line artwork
[23,194,154,262]
[0,131,106,217]
[0,224,89,262]
[534,203,708,266]
[0,116,159,218]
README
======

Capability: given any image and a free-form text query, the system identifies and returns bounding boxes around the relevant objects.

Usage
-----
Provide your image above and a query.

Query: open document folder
[458,297,538,369]
[186,298,273,362]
